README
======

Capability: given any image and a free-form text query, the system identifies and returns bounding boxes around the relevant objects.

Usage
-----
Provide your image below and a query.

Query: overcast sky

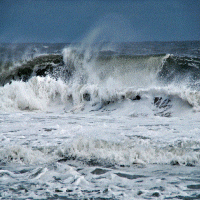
[0,0,199,43]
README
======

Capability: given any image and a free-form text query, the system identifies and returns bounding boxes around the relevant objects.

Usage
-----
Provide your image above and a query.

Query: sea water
[0,41,200,199]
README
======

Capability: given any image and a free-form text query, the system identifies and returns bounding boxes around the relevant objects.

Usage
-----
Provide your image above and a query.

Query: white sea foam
[0,73,199,114]
[0,76,68,111]
[0,42,200,199]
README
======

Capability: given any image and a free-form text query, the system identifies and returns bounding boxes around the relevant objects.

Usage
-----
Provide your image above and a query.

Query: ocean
[0,41,200,199]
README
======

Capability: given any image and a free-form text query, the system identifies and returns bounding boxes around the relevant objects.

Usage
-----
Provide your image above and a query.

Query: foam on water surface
[0,41,200,199]
[0,108,200,199]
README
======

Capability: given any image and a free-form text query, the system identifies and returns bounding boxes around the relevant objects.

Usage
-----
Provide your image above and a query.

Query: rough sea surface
[0,41,200,199]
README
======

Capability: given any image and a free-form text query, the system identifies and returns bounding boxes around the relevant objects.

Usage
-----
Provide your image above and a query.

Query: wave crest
[0,76,67,111]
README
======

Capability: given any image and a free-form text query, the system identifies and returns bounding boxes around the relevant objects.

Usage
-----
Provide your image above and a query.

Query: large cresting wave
[0,43,200,113]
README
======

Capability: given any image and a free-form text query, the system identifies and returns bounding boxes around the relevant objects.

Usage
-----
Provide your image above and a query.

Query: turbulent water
[0,41,200,199]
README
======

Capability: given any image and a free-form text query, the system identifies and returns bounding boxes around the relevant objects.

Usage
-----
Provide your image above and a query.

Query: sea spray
[0,76,68,111]
[0,41,200,199]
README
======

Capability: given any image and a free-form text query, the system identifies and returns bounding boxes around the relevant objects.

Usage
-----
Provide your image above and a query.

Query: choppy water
[0,41,200,199]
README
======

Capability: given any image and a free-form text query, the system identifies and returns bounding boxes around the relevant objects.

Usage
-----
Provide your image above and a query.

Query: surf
[0,41,200,200]
[0,41,200,114]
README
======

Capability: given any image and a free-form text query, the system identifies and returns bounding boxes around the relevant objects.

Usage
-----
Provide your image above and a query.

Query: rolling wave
[0,45,200,113]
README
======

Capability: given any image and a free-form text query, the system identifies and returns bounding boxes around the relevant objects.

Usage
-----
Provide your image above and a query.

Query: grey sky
[0,0,199,43]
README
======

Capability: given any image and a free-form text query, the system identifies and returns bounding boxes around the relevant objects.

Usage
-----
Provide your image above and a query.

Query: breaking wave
[0,43,200,113]
[1,135,199,166]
